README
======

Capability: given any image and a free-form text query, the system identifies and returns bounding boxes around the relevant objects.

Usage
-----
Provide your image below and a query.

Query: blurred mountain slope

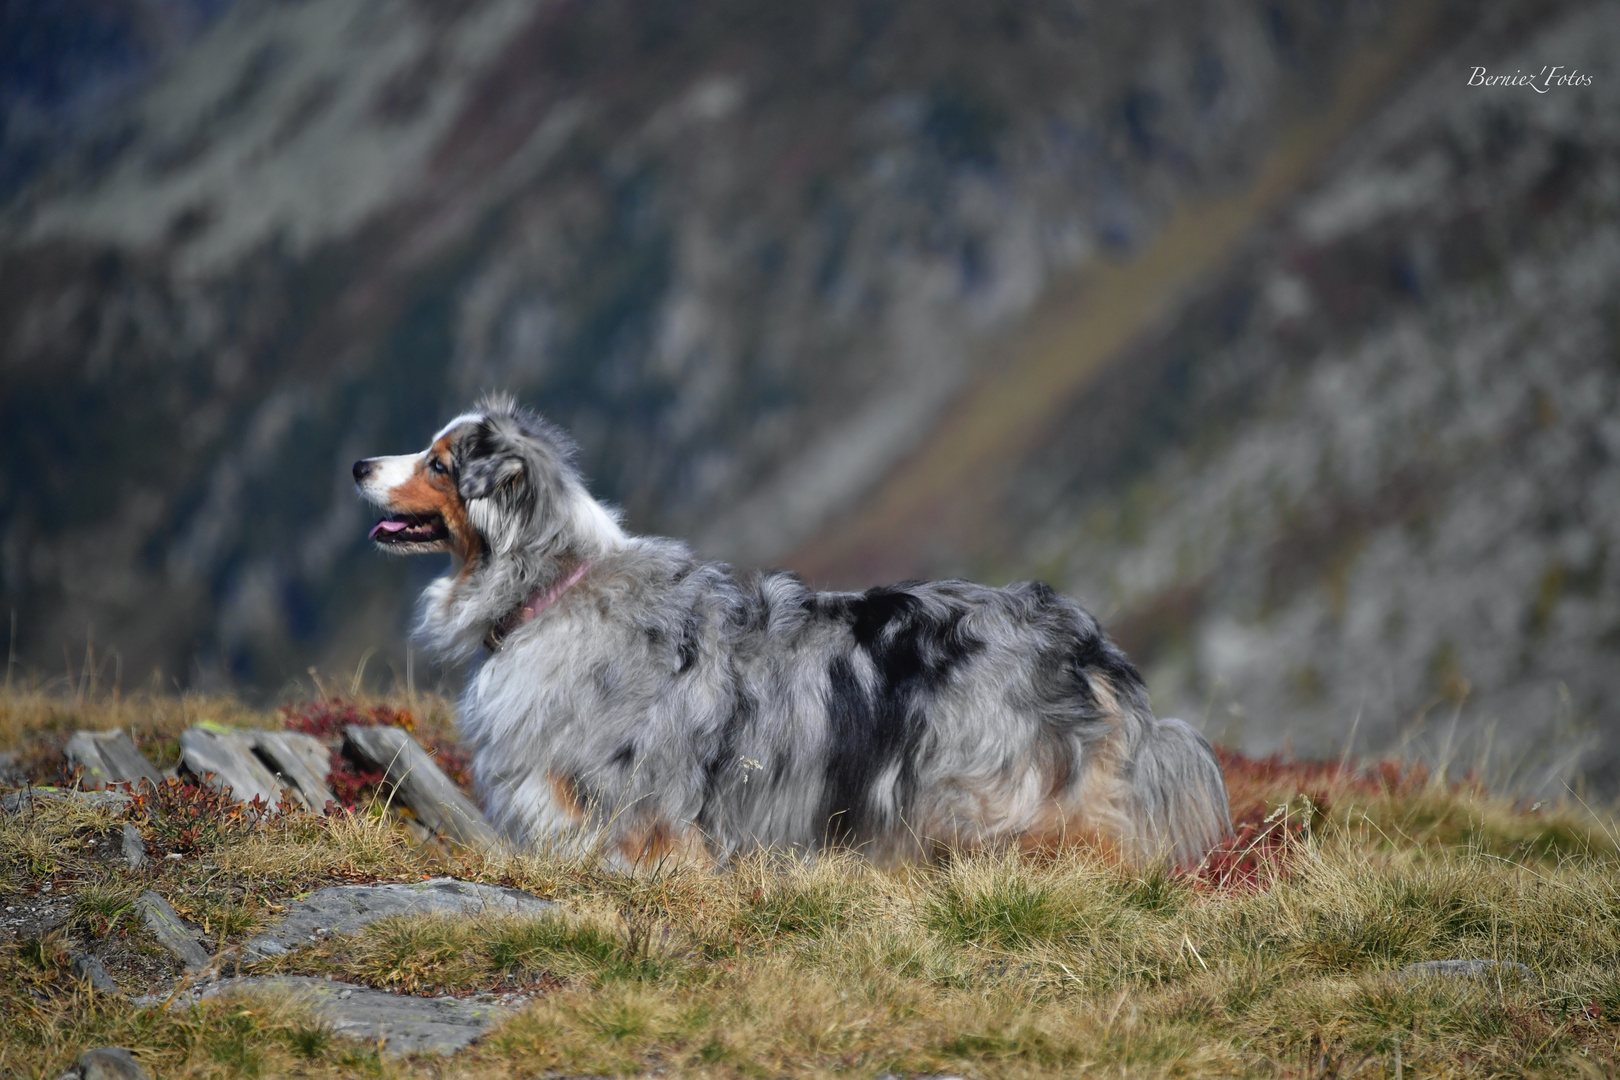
[802,2,1620,791]
[1,0,1460,691]
[0,0,229,200]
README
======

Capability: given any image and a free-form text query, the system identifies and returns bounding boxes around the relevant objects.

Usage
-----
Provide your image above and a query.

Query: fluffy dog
[354,396,1230,868]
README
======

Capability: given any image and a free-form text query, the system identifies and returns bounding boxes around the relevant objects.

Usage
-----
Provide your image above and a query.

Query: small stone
[161,976,507,1056]
[243,878,555,959]
[134,891,210,971]
[1399,959,1534,981]
[119,824,147,870]
[0,751,24,788]
[76,1047,149,1080]
[69,953,119,994]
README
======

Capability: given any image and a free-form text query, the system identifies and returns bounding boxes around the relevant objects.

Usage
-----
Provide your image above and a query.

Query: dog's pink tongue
[370,519,410,539]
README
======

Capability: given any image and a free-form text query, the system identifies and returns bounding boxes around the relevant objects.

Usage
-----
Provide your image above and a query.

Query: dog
[354,395,1231,869]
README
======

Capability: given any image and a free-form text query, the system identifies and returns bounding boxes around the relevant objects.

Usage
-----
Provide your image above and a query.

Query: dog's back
[458,543,1230,869]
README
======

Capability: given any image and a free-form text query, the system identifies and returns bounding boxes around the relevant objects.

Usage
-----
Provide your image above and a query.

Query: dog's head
[353,396,587,561]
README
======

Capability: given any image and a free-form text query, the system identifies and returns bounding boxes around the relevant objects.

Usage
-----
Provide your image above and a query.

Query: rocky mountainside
[0,0,229,201]
[6,0,1612,792]
[1,0,1448,690]
[801,3,1620,792]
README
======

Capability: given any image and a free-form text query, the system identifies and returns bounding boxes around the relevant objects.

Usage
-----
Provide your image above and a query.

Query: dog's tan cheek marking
[385,460,458,536]
[442,491,480,569]
[383,437,483,563]
[427,434,478,565]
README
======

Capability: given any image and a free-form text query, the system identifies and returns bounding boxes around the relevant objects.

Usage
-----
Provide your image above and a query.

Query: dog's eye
[429,458,448,474]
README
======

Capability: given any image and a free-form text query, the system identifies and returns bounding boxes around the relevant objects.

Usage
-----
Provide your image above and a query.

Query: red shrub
[281,698,415,739]
[1189,748,1440,892]
[128,775,286,854]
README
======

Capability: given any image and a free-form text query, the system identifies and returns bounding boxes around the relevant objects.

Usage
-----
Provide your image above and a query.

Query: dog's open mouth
[369,513,449,546]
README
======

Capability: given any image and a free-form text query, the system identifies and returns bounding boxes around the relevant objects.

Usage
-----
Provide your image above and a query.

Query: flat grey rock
[75,1046,149,1080]
[0,787,132,813]
[177,976,508,1057]
[343,726,503,852]
[1399,959,1534,981]
[120,823,147,869]
[179,726,284,808]
[70,953,120,994]
[64,730,161,790]
[252,730,336,812]
[177,726,335,813]
[134,891,210,971]
[245,877,556,958]
[0,751,24,787]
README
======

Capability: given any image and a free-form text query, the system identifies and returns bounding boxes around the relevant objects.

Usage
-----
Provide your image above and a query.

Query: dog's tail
[1127,715,1232,870]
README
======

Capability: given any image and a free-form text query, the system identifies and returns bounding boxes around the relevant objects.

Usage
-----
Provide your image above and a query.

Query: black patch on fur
[697,689,755,833]
[821,655,885,844]
[565,773,598,816]
[456,421,521,499]
[818,584,985,845]
[587,660,628,710]
[676,615,700,674]
[1009,580,1148,720]
[610,742,636,769]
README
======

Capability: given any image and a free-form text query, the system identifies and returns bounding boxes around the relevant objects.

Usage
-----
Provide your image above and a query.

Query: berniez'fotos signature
[1468,66,1594,92]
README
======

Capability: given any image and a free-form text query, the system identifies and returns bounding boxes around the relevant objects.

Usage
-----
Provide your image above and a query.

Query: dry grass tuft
[1,685,1618,1077]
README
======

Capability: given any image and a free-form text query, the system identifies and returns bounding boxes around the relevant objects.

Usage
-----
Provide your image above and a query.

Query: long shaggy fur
[355,396,1231,869]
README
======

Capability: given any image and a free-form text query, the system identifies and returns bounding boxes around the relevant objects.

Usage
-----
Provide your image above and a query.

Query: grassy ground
[2,685,1619,1078]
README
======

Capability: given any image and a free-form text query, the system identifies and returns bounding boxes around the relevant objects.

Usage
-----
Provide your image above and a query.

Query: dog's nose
[353,459,374,482]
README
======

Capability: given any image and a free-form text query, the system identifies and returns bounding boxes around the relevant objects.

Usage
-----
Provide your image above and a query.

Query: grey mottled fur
[357,397,1232,868]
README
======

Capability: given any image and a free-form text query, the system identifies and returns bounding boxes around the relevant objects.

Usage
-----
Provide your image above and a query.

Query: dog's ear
[456,422,527,501]
[458,452,524,501]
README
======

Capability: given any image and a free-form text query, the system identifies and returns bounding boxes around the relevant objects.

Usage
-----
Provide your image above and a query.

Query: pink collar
[484,560,594,651]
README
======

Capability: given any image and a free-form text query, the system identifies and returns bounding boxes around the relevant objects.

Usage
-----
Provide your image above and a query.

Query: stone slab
[135,891,210,971]
[179,726,284,808]
[251,730,336,813]
[176,976,508,1057]
[343,726,503,852]
[245,877,556,959]
[63,730,161,790]
[1399,959,1534,981]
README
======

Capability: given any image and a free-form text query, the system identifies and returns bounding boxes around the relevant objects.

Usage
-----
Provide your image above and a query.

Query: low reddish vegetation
[281,698,417,740]
[129,775,280,854]
[1192,747,1443,891]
